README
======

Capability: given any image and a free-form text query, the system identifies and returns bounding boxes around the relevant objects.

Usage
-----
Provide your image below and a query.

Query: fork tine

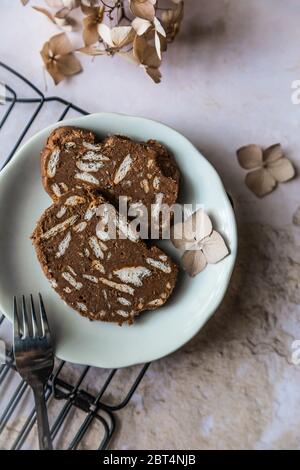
[30,294,39,337]
[21,295,29,338]
[38,293,50,338]
[13,296,21,337]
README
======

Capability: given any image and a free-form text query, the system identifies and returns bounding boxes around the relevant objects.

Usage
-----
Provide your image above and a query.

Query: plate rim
[0,112,237,368]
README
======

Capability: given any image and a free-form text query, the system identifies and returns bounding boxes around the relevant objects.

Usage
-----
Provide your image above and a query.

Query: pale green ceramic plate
[0,113,237,368]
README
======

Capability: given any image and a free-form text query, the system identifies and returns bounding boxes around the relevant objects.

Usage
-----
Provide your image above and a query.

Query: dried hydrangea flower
[237,143,295,197]
[171,209,229,277]
[40,33,82,85]
[22,0,184,84]
[81,3,104,46]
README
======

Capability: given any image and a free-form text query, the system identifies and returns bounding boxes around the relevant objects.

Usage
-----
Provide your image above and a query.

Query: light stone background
[0,0,300,450]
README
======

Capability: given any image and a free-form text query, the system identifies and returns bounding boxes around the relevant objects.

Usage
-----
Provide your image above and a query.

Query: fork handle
[33,386,53,450]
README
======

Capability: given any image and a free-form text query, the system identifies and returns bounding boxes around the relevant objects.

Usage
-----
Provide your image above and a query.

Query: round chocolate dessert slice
[31,188,178,325]
[41,127,180,233]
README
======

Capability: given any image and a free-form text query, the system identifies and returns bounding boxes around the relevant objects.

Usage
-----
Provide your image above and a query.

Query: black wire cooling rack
[0,62,150,450]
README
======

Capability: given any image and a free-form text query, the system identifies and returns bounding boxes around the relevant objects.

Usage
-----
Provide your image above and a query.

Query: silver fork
[13,294,54,450]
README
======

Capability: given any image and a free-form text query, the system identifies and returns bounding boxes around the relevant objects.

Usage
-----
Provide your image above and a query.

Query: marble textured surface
[1,0,300,450]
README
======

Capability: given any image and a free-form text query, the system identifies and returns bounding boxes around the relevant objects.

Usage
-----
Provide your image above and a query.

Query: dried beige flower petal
[133,35,161,83]
[267,157,295,182]
[182,249,207,277]
[111,26,135,48]
[21,0,29,5]
[170,230,190,251]
[129,0,156,21]
[263,143,283,163]
[98,24,135,49]
[153,18,166,59]
[82,5,103,46]
[56,52,82,76]
[153,16,166,36]
[145,66,161,83]
[41,33,82,85]
[182,229,229,277]
[132,17,152,36]
[44,30,73,55]
[245,168,276,197]
[201,230,229,264]
[186,208,212,242]
[237,144,263,170]
[171,208,212,249]
[154,33,161,59]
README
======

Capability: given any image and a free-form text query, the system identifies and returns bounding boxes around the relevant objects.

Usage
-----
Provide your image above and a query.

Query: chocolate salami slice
[41,127,180,233]
[31,188,178,325]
